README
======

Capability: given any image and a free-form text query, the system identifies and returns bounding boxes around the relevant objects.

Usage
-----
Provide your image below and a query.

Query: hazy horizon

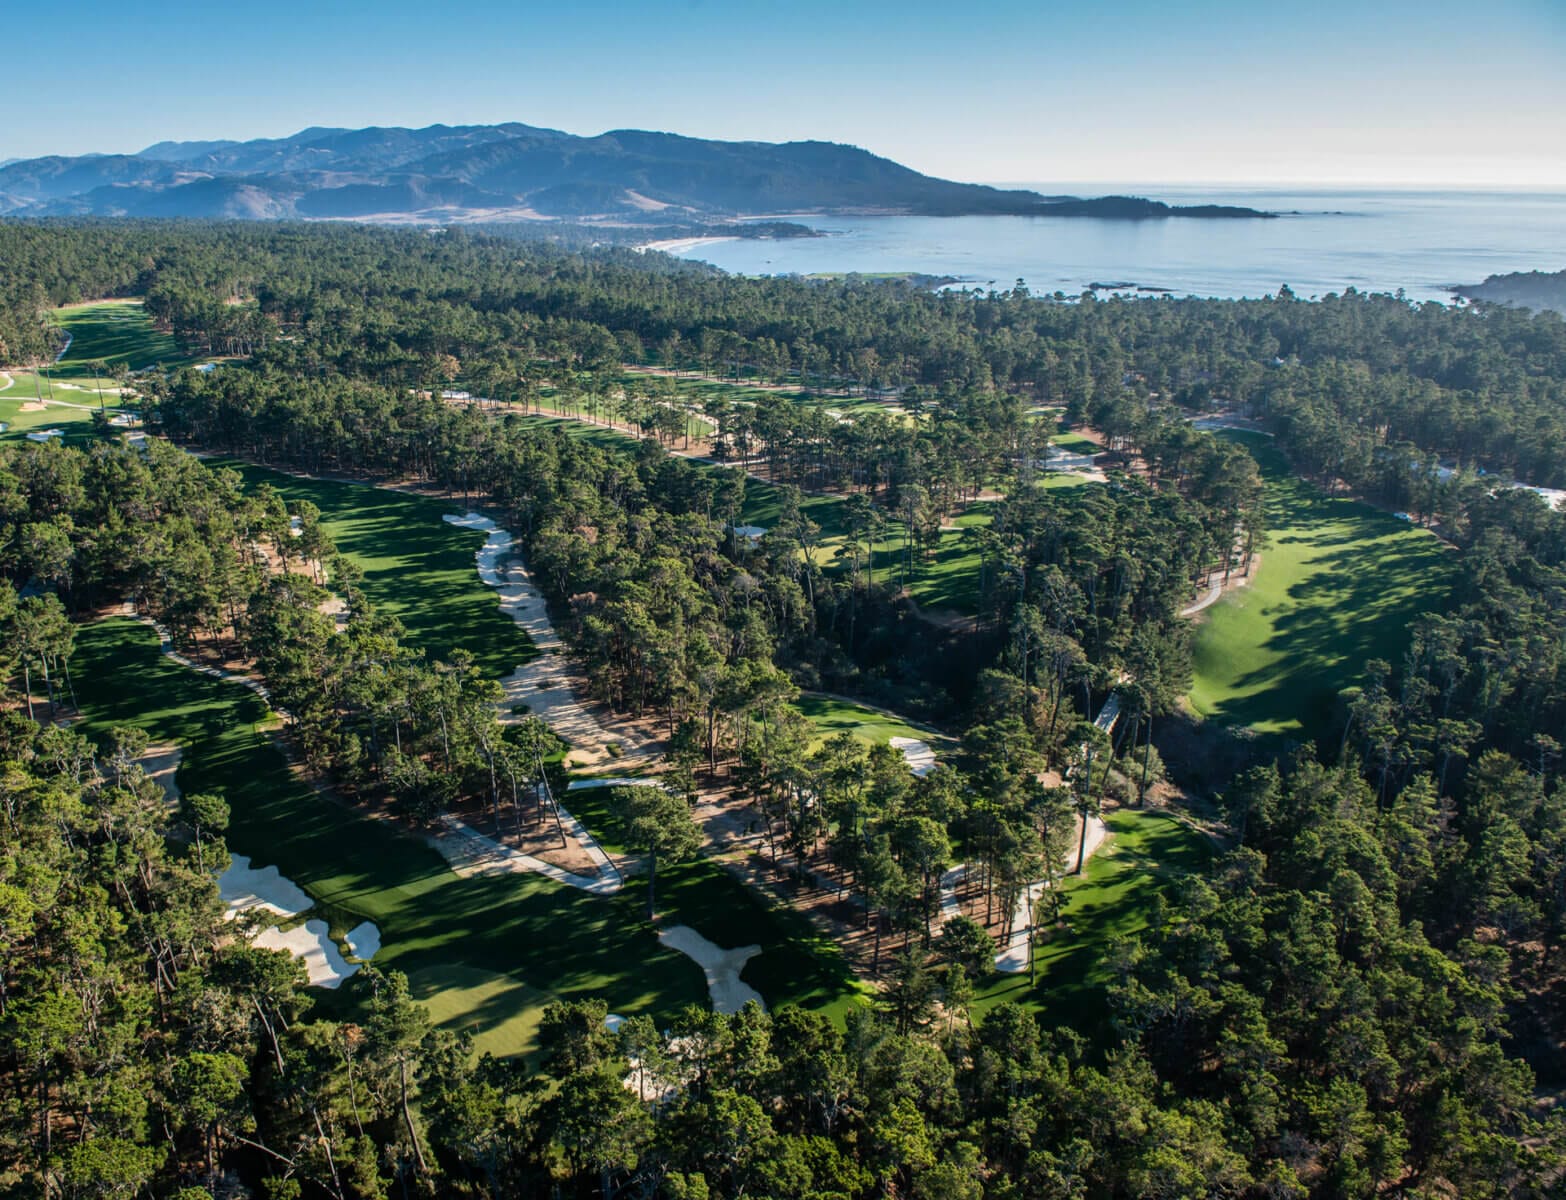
[3,0,1562,189]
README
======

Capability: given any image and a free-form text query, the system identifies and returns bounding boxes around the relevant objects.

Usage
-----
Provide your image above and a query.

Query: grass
[970,808,1210,1040]
[793,692,949,752]
[1187,432,1455,741]
[1,300,182,446]
[71,614,863,1054]
[55,299,188,372]
[70,618,717,1058]
[208,461,535,681]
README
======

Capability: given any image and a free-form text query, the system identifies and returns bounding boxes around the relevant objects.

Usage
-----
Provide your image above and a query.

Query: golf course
[1187,432,1455,741]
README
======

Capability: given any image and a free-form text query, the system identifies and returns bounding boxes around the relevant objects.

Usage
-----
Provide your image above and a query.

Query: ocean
[662,187,1566,303]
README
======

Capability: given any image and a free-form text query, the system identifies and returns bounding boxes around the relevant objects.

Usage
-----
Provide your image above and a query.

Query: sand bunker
[254,920,358,989]
[428,813,623,895]
[992,814,1108,974]
[889,736,937,776]
[443,511,654,768]
[566,777,666,792]
[218,853,311,920]
[136,744,183,803]
[345,921,381,960]
[731,524,767,541]
[658,925,765,1014]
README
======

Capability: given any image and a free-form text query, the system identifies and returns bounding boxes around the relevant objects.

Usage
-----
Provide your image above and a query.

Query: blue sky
[4,0,1562,185]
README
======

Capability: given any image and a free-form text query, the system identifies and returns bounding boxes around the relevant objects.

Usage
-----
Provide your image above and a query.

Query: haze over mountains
[0,122,1273,224]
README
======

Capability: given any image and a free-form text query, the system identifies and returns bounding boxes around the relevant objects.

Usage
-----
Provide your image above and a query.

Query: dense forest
[2,220,1565,1197]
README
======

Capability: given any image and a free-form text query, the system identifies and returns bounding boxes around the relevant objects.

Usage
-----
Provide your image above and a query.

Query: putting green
[1187,432,1455,740]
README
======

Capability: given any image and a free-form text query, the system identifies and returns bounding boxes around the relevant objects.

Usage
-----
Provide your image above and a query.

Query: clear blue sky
[4,0,1563,186]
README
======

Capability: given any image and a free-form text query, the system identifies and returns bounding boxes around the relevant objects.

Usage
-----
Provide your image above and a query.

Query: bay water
[665,187,1566,303]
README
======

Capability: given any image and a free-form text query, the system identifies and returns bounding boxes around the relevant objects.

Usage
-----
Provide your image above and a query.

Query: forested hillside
[1,220,1564,1197]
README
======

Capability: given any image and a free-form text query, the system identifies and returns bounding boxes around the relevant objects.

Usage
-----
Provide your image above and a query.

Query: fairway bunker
[889,736,937,776]
[254,919,358,989]
[657,925,765,1014]
[444,511,656,768]
[219,853,312,920]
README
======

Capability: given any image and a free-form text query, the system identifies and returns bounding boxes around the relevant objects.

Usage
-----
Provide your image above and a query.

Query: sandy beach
[637,235,739,255]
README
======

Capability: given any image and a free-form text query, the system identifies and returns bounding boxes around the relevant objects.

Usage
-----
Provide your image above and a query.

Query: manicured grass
[1051,430,1102,454]
[793,692,950,752]
[657,859,870,1022]
[70,618,712,1057]
[209,461,535,681]
[403,964,552,1063]
[55,299,188,372]
[970,808,1210,1040]
[73,618,865,1053]
[1187,433,1455,741]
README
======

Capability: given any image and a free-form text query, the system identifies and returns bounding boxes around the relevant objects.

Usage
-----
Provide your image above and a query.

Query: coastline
[637,235,740,254]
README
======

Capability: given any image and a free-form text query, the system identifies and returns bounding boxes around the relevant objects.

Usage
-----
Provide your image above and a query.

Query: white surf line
[657,925,765,1013]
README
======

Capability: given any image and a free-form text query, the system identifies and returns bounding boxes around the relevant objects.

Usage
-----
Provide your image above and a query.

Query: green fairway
[1187,433,1455,740]
[793,692,949,752]
[71,619,861,1055]
[55,299,186,372]
[211,461,535,680]
[971,808,1210,1039]
[69,619,700,1054]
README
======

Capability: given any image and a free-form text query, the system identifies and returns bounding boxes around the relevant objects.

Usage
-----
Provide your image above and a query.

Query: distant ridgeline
[1453,268,1566,315]
[0,121,1274,224]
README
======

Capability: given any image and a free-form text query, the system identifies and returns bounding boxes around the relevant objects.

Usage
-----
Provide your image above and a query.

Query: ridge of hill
[0,122,1275,225]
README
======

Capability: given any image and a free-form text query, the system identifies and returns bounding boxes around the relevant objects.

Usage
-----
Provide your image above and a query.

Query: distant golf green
[1,300,177,443]
[56,299,186,371]
[1187,432,1455,740]
[794,692,948,752]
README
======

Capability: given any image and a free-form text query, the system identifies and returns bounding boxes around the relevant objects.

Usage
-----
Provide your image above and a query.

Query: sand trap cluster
[658,925,765,1014]
[889,736,937,777]
[218,857,380,986]
[254,920,359,989]
[219,853,311,920]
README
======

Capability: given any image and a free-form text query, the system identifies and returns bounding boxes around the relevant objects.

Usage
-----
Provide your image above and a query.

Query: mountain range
[0,122,1274,224]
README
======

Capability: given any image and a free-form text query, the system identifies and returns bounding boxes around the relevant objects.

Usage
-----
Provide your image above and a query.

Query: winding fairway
[1188,432,1455,740]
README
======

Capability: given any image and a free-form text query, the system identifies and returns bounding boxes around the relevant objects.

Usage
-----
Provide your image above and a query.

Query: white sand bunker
[730,524,767,541]
[890,736,937,776]
[993,814,1108,974]
[254,919,358,989]
[345,921,381,960]
[658,925,765,1014]
[443,511,654,768]
[136,744,183,803]
[218,854,312,920]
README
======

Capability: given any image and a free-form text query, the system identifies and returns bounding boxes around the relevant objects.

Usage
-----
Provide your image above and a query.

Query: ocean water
[665,187,1566,303]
